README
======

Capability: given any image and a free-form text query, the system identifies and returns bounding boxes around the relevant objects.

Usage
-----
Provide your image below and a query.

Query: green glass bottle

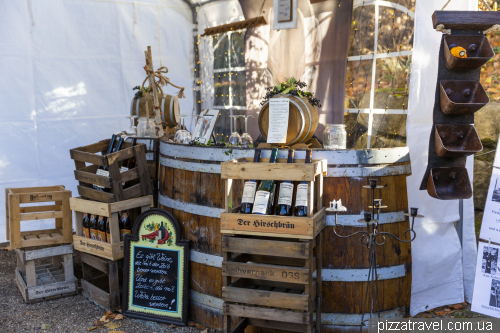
[277,149,295,216]
[252,148,278,215]
[295,149,312,217]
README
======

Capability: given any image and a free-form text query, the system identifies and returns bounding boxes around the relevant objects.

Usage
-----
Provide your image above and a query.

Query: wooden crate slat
[77,185,114,203]
[223,303,309,324]
[21,234,64,249]
[109,195,153,213]
[71,140,109,154]
[221,160,322,181]
[222,261,310,284]
[82,279,112,310]
[74,236,124,261]
[247,318,309,333]
[9,186,65,194]
[20,211,63,221]
[223,286,309,311]
[74,169,112,188]
[222,236,310,259]
[70,197,110,216]
[21,244,73,262]
[19,205,61,214]
[70,149,107,166]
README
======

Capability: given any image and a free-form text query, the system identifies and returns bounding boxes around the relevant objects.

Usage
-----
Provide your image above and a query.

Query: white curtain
[196,0,244,110]
[407,0,478,315]
[0,0,194,243]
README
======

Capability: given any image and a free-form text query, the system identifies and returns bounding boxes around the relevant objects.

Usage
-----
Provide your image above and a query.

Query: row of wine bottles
[82,210,132,243]
[93,134,137,192]
[240,148,312,216]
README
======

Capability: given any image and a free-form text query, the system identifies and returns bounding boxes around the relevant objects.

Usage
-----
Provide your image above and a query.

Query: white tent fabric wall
[0,0,194,243]
[407,0,478,315]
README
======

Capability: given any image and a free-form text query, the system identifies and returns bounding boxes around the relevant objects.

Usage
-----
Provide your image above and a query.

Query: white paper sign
[277,0,292,23]
[267,98,289,143]
[479,168,500,244]
[471,241,500,317]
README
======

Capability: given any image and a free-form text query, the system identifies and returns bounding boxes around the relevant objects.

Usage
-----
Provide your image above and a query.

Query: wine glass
[125,116,137,136]
[174,114,191,144]
[228,115,242,147]
[240,115,253,148]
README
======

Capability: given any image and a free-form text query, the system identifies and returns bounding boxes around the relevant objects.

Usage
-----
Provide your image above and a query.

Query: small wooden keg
[130,93,179,128]
[258,94,319,145]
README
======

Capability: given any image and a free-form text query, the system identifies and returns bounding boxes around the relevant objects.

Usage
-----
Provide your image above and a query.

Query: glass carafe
[323,124,347,149]
[137,117,155,137]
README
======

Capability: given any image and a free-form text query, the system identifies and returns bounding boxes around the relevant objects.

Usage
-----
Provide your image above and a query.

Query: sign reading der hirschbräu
[122,208,189,325]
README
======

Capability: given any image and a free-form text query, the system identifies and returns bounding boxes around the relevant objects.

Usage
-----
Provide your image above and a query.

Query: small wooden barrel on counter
[158,140,411,331]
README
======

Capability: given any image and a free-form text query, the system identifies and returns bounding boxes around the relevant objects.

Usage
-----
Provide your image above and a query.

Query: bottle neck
[106,134,117,155]
[269,148,278,163]
[253,149,261,163]
[287,150,294,163]
[305,150,312,163]
[113,137,125,153]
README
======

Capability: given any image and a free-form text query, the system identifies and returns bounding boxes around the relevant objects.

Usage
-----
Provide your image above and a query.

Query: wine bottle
[240,149,261,214]
[106,218,111,243]
[94,134,117,191]
[97,215,107,242]
[119,211,132,241]
[252,148,278,215]
[82,213,91,238]
[277,149,295,216]
[295,149,312,217]
[89,214,99,240]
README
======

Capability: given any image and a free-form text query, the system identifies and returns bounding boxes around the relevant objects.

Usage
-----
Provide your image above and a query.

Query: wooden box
[70,139,153,203]
[80,252,123,311]
[222,234,323,333]
[220,157,327,239]
[6,185,72,249]
[15,244,77,303]
[133,137,159,207]
[71,195,153,260]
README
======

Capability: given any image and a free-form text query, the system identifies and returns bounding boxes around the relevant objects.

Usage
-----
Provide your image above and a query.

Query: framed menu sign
[122,208,189,325]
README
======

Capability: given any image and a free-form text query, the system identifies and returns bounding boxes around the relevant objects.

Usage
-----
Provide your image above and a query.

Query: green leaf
[207,139,212,145]
[297,91,303,98]
[290,82,295,90]
[281,87,291,94]
[275,84,282,91]
[288,77,296,84]
[304,92,312,96]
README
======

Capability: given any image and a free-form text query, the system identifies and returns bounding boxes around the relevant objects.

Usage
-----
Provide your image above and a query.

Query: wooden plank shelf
[71,195,152,260]
[6,186,72,249]
[70,138,153,203]
[15,245,77,303]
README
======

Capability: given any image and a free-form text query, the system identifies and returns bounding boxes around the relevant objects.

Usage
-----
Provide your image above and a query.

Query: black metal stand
[329,179,422,332]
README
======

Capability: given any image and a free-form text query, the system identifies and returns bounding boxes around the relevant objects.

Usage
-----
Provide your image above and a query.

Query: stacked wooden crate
[220,157,326,333]
[70,138,154,311]
[6,186,77,303]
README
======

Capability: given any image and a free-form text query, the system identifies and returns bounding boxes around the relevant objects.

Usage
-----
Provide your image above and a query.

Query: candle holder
[327,179,423,331]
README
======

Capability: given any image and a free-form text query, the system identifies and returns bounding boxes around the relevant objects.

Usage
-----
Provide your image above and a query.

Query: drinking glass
[174,115,191,144]
[125,116,137,136]
[240,115,253,148]
[228,115,242,147]
[137,117,155,137]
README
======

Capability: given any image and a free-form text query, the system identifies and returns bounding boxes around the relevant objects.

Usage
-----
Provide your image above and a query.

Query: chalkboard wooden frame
[122,208,189,325]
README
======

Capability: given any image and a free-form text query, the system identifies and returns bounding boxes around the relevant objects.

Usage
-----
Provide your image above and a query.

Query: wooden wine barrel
[130,94,179,128]
[258,94,319,145]
[158,141,411,331]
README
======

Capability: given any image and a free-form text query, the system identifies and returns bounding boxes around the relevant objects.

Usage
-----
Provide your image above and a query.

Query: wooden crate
[15,244,77,303]
[80,252,123,311]
[71,195,153,260]
[133,137,159,207]
[70,138,153,203]
[6,185,72,249]
[222,234,323,333]
[220,157,327,239]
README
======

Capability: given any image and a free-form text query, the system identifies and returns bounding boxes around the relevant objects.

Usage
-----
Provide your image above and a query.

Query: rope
[441,0,453,10]
[475,149,496,158]
[436,24,451,34]
[484,24,500,35]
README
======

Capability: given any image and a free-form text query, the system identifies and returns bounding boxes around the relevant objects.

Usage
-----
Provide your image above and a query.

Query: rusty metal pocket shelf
[444,35,494,70]
[434,124,482,157]
[427,167,472,200]
[440,80,489,115]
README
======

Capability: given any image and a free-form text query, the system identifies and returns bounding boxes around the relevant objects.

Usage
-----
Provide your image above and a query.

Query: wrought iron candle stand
[327,179,423,332]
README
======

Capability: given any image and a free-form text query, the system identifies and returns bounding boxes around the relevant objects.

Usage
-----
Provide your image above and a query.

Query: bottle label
[252,191,270,215]
[90,229,98,240]
[97,230,106,242]
[83,228,90,238]
[94,167,129,189]
[106,232,111,243]
[120,229,131,241]
[295,183,308,207]
[277,183,294,206]
[241,181,257,204]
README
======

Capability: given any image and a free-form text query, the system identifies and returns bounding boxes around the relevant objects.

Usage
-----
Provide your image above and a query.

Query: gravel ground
[0,248,206,333]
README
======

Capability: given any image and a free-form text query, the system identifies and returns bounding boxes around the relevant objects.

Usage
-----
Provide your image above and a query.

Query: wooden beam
[433,11,500,31]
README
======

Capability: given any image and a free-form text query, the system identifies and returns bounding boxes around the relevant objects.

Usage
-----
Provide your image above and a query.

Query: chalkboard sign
[122,208,189,325]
